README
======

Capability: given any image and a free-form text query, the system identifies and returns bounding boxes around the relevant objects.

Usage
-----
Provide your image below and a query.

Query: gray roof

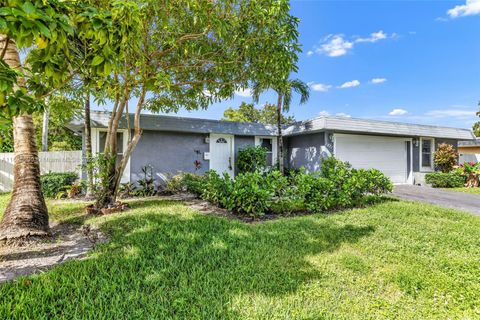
[283,115,476,140]
[69,111,475,140]
[459,140,480,147]
[68,111,277,136]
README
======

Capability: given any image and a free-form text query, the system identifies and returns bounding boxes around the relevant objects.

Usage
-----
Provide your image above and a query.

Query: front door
[210,134,234,176]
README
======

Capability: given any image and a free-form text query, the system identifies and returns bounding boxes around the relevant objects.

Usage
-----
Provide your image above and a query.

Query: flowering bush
[455,162,480,188]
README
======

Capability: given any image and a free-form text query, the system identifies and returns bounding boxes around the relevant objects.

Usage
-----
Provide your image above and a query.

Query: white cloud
[312,31,394,58]
[310,82,332,92]
[234,88,252,97]
[389,108,408,116]
[338,80,360,89]
[355,31,387,43]
[314,30,398,57]
[318,111,351,118]
[425,109,476,118]
[447,0,480,18]
[370,78,387,84]
[318,35,353,57]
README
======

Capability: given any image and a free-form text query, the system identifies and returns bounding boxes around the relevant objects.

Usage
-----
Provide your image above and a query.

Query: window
[99,131,125,166]
[99,131,124,154]
[421,138,433,169]
[260,138,273,166]
[216,138,227,144]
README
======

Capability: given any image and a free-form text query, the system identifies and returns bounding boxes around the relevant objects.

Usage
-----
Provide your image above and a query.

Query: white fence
[0,151,82,192]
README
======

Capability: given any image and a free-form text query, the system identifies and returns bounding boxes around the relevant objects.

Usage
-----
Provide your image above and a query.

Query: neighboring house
[68,111,475,186]
[458,140,480,164]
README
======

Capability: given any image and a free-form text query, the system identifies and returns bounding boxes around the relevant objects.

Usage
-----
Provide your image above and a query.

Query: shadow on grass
[1,199,375,318]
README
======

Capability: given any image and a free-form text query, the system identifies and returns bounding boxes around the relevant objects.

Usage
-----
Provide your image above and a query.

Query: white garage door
[334,134,409,184]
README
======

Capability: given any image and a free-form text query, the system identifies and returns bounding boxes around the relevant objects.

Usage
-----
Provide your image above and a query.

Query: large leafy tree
[95,0,301,208]
[254,78,310,174]
[0,0,74,240]
[0,1,121,240]
[65,1,136,198]
[223,102,295,125]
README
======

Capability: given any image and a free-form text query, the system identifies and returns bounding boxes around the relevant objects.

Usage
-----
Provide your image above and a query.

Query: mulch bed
[0,222,106,284]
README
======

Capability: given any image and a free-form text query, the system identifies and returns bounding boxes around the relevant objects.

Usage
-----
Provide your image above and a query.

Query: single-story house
[68,111,476,186]
[458,140,480,164]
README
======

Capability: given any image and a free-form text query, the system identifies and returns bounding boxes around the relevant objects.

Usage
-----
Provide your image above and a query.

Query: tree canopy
[223,102,295,125]
[89,0,302,207]
[0,94,82,152]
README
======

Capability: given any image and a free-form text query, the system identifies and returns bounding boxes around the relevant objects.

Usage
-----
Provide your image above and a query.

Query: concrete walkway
[393,185,480,216]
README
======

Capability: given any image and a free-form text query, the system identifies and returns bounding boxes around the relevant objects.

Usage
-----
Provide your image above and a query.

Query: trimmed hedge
[425,172,465,188]
[40,172,78,198]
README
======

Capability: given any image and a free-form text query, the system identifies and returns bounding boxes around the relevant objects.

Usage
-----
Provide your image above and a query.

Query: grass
[445,187,480,195]
[1,195,480,319]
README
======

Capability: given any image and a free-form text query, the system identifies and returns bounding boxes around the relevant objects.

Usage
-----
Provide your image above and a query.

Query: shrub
[135,165,156,197]
[40,172,78,198]
[119,182,136,199]
[237,145,267,174]
[267,170,304,214]
[425,172,465,188]
[199,157,393,217]
[201,170,233,206]
[228,171,274,217]
[455,162,480,188]
[165,172,205,196]
[434,143,458,173]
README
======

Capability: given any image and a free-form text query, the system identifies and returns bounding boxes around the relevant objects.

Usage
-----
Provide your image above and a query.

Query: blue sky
[98,0,480,129]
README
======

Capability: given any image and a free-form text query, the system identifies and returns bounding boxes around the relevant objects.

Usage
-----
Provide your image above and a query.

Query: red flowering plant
[455,162,480,188]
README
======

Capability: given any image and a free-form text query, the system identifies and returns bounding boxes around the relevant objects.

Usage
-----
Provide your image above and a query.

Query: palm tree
[254,78,310,174]
[0,35,49,240]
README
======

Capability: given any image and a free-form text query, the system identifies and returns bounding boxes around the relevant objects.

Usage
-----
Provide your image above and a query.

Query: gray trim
[459,140,480,147]
[283,116,475,140]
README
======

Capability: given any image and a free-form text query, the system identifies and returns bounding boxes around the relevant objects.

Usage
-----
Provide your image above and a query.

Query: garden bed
[0,221,106,283]
[166,157,393,219]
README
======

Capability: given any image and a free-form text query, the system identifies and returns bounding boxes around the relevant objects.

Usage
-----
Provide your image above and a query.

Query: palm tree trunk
[41,98,49,152]
[84,90,94,199]
[276,94,284,174]
[0,34,49,240]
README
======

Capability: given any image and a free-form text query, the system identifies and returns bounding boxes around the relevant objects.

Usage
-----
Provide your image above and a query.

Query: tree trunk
[276,94,284,174]
[41,101,49,152]
[0,35,49,240]
[95,88,145,208]
[84,90,94,199]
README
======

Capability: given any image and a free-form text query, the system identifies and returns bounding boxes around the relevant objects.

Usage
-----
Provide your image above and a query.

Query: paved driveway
[393,185,480,216]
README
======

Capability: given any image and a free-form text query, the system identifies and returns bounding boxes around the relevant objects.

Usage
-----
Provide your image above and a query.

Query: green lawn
[446,187,480,195]
[1,194,480,319]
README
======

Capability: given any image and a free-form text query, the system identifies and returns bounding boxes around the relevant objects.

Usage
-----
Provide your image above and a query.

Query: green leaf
[22,2,36,15]
[91,55,104,66]
[33,21,51,38]
[0,17,7,30]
